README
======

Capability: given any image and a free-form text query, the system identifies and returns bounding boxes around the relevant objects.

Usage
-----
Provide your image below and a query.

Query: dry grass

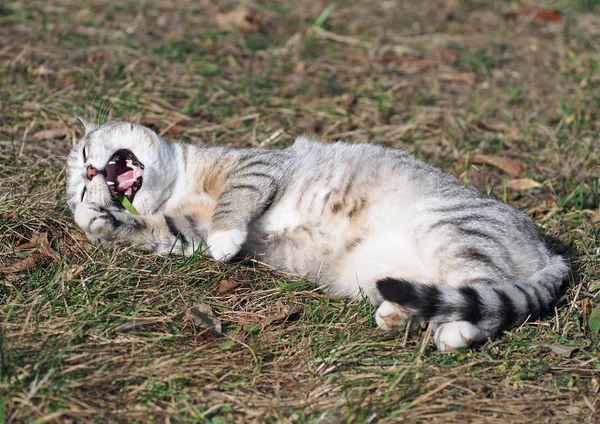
[1,0,600,422]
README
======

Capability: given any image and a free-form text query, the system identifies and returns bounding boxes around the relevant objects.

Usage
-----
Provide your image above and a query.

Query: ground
[1,0,600,422]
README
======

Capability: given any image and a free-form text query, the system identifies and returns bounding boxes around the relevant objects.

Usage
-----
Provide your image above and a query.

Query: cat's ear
[76,117,97,135]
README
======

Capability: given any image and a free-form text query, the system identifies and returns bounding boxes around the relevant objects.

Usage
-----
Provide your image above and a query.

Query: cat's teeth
[108,161,116,165]
[106,181,114,186]
[125,188,132,196]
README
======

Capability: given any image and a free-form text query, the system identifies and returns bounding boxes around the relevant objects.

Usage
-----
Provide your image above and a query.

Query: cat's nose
[87,165,97,179]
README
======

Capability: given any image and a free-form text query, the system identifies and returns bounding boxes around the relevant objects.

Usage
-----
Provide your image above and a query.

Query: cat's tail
[376,255,568,343]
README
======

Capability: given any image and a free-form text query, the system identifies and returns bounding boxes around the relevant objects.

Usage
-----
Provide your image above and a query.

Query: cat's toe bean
[207,228,247,262]
[375,300,408,331]
[433,321,481,351]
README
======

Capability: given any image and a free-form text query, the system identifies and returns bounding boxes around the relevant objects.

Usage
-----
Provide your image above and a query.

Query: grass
[1,0,600,422]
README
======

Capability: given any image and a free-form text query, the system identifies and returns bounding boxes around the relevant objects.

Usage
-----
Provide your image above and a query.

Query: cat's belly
[244,192,430,298]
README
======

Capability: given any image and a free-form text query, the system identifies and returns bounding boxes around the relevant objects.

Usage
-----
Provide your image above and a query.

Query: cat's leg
[75,202,202,255]
[76,175,207,255]
[206,159,282,261]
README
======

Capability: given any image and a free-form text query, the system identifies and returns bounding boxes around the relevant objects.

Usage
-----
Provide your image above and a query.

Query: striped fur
[66,120,569,351]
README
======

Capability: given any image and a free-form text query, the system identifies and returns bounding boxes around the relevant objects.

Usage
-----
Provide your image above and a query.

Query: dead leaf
[339,94,357,112]
[440,49,458,64]
[381,52,436,73]
[341,53,371,64]
[184,303,222,334]
[218,277,240,294]
[475,120,510,133]
[506,178,542,191]
[216,7,260,33]
[504,6,562,25]
[113,318,168,333]
[56,75,75,85]
[32,128,68,141]
[65,265,85,281]
[87,51,104,65]
[28,65,55,77]
[438,72,476,84]
[280,379,312,392]
[544,344,578,357]
[263,299,302,327]
[1,212,19,222]
[139,120,183,138]
[582,297,594,317]
[3,247,60,274]
[15,232,49,250]
[469,154,525,178]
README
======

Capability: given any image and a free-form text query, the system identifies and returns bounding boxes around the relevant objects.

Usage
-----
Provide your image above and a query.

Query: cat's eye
[82,146,87,162]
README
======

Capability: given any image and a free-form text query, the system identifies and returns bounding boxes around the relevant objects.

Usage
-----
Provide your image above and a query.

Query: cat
[66,119,568,351]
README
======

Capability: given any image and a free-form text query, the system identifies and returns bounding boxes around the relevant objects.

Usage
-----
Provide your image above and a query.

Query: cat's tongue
[116,166,144,191]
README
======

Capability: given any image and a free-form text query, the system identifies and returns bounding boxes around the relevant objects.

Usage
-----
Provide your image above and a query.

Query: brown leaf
[39,247,61,264]
[184,303,222,334]
[1,212,19,222]
[263,299,303,327]
[4,248,60,274]
[438,72,476,84]
[56,75,75,85]
[381,52,436,73]
[15,232,49,251]
[475,120,510,133]
[32,128,68,141]
[582,298,594,317]
[218,277,240,294]
[469,154,525,178]
[506,178,542,191]
[341,53,371,64]
[65,265,85,281]
[139,120,183,138]
[339,94,357,112]
[504,6,562,24]
[216,7,260,33]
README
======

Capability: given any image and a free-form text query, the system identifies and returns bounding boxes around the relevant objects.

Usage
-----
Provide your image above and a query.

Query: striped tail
[376,255,568,339]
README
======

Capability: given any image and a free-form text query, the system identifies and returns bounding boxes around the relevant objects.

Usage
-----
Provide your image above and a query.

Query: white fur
[375,301,408,331]
[207,229,247,262]
[433,321,483,351]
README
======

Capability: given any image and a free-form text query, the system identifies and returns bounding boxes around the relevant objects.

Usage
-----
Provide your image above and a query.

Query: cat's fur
[67,120,568,351]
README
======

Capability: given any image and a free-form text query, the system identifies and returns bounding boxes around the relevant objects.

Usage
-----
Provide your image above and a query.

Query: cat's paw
[74,202,120,238]
[433,321,482,351]
[375,300,408,331]
[207,228,247,262]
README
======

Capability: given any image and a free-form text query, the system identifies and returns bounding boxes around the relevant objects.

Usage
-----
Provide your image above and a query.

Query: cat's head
[66,119,179,215]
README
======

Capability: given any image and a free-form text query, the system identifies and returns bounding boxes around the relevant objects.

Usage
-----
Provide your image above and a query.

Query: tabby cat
[66,120,568,351]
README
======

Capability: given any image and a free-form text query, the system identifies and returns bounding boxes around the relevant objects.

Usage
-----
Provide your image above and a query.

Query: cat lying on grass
[67,120,568,351]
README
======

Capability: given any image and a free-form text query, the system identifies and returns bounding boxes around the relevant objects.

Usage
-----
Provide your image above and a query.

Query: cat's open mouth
[105,149,144,203]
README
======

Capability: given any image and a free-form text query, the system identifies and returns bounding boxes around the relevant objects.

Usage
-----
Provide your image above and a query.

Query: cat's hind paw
[207,228,247,262]
[433,321,482,351]
[375,300,408,331]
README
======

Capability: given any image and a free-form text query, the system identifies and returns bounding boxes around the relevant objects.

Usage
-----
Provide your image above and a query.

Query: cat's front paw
[74,202,120,240]
[207,228,247,262]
